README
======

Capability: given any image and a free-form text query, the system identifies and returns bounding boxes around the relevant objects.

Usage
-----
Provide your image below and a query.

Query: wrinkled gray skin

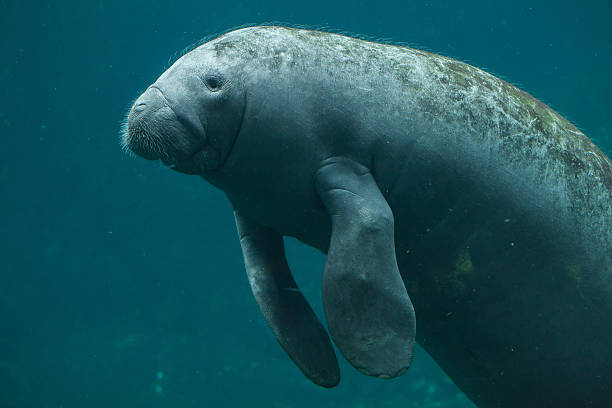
[123,26,612,408]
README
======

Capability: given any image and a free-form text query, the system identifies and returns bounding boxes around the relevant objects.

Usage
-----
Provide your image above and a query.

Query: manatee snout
[123,86,205,169]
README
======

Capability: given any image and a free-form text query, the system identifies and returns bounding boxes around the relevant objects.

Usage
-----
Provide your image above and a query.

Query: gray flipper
[314,156,416,379]
[234,211,340,388]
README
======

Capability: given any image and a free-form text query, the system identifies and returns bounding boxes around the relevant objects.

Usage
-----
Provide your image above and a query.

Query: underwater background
[1,0,610,407]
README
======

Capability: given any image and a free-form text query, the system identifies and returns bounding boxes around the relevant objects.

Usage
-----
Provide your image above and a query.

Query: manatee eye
[204,74,223,92]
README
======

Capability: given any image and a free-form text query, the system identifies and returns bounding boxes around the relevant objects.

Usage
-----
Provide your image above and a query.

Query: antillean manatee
[122,26,612,407]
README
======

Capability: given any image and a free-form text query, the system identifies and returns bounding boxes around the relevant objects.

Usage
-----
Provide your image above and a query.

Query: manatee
[122,26,612,407]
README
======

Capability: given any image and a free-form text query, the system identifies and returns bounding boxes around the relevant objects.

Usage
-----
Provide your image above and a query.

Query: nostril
[133,103,146,113]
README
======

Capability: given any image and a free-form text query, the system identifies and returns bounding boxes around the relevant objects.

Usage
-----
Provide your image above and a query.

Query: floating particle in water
[157,371,164,380]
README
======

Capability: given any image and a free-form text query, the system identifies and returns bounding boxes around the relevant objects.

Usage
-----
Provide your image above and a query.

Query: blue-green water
[1,1,610,407]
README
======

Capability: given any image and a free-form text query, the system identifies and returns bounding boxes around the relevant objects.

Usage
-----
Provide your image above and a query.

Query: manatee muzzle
[124,86,205,167]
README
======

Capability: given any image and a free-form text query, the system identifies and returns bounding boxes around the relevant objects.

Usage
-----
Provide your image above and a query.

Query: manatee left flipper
[314,156,416,379]
[234,211,340,388]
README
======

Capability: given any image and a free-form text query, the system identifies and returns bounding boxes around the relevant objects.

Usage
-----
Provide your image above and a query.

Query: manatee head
[122,40,247,175]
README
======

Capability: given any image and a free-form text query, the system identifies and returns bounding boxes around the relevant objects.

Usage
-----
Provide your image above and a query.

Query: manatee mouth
[123,121,164,162]
[123,84,245,174]
[123,87,207,173]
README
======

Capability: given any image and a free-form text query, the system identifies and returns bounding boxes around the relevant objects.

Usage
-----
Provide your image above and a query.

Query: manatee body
[123,26,612,407]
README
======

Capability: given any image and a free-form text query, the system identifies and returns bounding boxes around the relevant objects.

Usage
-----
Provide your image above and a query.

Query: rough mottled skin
[124,26,612,408]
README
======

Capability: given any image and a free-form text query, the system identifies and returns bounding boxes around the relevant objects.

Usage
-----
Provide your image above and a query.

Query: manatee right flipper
[315,156,416,379]
[234,211,340,388]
